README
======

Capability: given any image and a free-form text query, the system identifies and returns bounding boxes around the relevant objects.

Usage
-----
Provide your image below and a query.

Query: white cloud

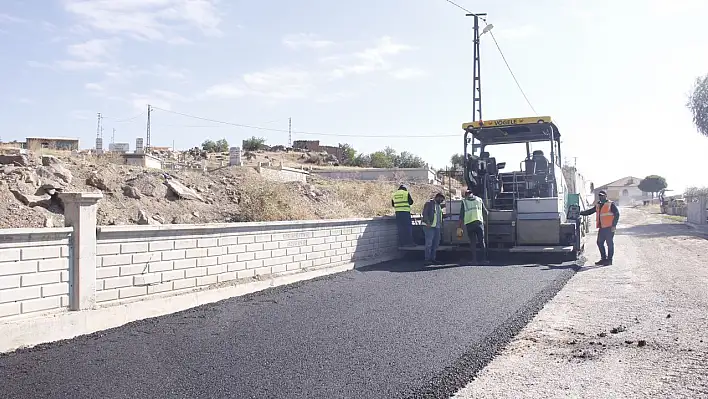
[283,33,335,50]
[389,68,426,80]
[70,109,94,120]
[67,38,119,60]
[204,67,313,101]
[0,13,26,24]
[128,89,192,112]
[322,36,414,78]
[84,82,104,91]
[62,0,223,43]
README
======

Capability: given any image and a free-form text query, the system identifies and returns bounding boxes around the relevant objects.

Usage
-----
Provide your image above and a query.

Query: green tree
[351,153,371,167]
[243,136,266,151]
[450,153,464,169]
[687,74,708,137]
[370,151,394,168]
[338,143,357,165]
[201,139,217,152]
[397,151,426,168]
[215,138,229,152]
[638,175,668,198]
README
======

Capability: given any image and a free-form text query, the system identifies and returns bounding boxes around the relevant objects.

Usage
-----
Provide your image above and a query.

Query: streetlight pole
[466,12,486,122]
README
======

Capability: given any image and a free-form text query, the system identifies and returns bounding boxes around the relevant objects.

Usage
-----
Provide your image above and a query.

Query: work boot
[606,258,613,266]
[595,259,606,266]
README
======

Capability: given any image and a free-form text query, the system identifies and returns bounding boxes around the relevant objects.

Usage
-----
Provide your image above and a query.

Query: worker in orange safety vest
[580,190,620,266]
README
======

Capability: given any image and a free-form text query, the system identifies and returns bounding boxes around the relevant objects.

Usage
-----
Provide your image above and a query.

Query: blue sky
[1,0,707,192]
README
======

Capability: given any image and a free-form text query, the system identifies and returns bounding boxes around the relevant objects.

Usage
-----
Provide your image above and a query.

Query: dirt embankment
[0,152,441,229]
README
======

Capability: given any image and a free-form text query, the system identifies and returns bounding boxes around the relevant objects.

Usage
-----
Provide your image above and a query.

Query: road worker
[580,189,620,265]
[422,193,445,265]
[391,184,414,247]
[458,189,488,264]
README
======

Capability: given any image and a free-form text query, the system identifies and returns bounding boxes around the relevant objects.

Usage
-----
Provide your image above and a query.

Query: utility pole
[96,113,103,138]
[465,12,486,122]
[288,117,292,147]
[146,104,152,151]
[112,128,115,144]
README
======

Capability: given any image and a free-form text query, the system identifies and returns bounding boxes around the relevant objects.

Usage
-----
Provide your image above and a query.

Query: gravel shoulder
[453,207,708,399]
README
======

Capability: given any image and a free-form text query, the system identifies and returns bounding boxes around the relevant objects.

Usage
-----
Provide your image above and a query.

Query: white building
[594,176,650,206]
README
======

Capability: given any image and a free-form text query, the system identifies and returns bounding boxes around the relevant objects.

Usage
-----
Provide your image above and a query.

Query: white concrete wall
[312,168,439,184]
[94,218,397,306]
[257,166,309,183]
[0,228,72,318]
[687,197,707,225]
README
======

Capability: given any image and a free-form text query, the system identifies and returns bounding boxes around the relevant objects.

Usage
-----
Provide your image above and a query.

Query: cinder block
[101,254,132,267]
[227,245,246,254]
[312,243,330,252]
[254,250,272,260]
[132,252,161,264]
[207,246,224,257]
[218,254,237,265]
[95,279,105,291]
[270,249,287,258]
[335,248,347,256]
[227,262,246,272]
[0,249,20,262]
[245,259,264,269]
[96,243,120,256]
[0,275,20,290]
[149,241,173,251]
[119,264,148,277]
[306,252,325,260]
[161,269,185,282]
[0,286,40,304]
[197,238,218,248]
[237,252,255,262]
[264,256,294,267]
[207,265,227,275]
[246,243,264,252]
[330,242,343,250]
[286,247,300,256]
[20,271,62,287]
[307,237,325,246]
[195,257,217,267]
[21,296,61,314]
[325,236,336,244]
[147,282,173,294]
[96,289,119,303]
[312,257,332,267]
[217,272,238,283]
[237,269,255,279]
[299,246,313,254]
[185,248,208,259]
[104,276,133,290]
[185,268,207,278]
[336,235,347,242]
[0,302,20,318]
[174,239,198,249]
[121,242,149,254]
[173,278,197,290]
[330,228,343,236]
[41,282,69,298]
[218,236,239,246]
[133,273,162,286]
[271,264,288,274]
[263,241,279,250]
[254,266,272,276]
[293,254,306,262]
[325,249,337,257]
[174,258,198,269]
[60,295,70,307]
[255,234,272,243]
[38,258,69,272]
[148,261,174,273]
[96,266,119,279]
[313,230,330,238]
[119,286,148,299]
[60,271,69,282]
[196,275,218,286]
[286,262,302,271]
[237,235,256,244]
[161,250,186,261]
[21,246,61,261]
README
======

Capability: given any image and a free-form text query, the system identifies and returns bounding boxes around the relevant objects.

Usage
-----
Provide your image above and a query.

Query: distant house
[25,137,79,151]
[594,176,649,205]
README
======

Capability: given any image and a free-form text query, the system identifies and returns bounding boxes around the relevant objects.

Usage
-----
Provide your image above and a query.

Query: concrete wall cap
[58,192,104,202]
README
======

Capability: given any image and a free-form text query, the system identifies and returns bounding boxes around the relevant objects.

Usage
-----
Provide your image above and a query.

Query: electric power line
[149,106,459,138]
[103,112,145,123]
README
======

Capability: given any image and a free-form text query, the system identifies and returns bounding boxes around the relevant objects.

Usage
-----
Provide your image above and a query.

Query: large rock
[122,185,142,199]
[137,209,160,225]
[36,166,72,186]
[86,172,112,192]
[165,179,204,201]
[0,154,29,166]
[39,156,73,184]
[10,189,52,208]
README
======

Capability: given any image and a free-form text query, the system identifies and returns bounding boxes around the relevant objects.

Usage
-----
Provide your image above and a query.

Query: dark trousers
[597,227,615,260]
[423,226,441,261]
[395,211,414,246]
[466,221,486,262]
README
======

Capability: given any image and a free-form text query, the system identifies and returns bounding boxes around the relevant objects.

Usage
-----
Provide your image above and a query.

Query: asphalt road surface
[0,256,577,399]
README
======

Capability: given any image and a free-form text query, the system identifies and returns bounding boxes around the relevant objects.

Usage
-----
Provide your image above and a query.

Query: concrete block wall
[0,228,72,318]
[256,165,309,183]
[93,218,398,306]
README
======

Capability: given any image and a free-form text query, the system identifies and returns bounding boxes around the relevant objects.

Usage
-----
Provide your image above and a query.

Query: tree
[638,175,668,198]
[243,136,266,151]
[687,74,708,137]
[351,153,371,167]
[370,151,394,168]
[201,139,217,152]
[338,143,357,165]
[450,153,464,169]
[397,151,426,168]
[215,138,229,152]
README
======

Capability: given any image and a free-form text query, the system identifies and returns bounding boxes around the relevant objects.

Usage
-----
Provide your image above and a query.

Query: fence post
[58,192,103,311]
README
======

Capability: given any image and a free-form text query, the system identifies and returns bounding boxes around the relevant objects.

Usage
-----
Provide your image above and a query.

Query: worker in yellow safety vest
[580,189,620,266]
[457,190,489,265]
[421,193,446,265]
[391,184,414,247]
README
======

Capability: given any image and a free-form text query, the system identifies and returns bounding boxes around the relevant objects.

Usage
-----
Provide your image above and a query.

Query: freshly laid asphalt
[0,258,577,399]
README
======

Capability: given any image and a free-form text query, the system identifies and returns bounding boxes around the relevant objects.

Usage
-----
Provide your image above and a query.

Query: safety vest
[392,190,411,212]
[430,202,443,228]
[596,201,615,228]
[462,197,483,225]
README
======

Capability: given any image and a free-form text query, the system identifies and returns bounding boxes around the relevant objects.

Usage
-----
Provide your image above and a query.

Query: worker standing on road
[391,184,414,247]
[422,193,445,265]
[458,190,489,264]
[580,190,620,266]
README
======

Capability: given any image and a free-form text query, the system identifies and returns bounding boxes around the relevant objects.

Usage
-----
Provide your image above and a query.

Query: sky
[1,0,707,193]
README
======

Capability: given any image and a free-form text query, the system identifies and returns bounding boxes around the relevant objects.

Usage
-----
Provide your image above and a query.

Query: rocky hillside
[0,152,442,229]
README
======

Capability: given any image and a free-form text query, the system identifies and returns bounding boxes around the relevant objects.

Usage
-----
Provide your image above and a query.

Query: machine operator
[580,190,620,266]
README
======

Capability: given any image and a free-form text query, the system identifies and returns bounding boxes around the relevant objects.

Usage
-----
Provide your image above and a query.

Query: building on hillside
[122,153,163,169]
[292,140,343,160]
[25,137,79,151]
[311,167,441,185]
[594,176,650,205]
